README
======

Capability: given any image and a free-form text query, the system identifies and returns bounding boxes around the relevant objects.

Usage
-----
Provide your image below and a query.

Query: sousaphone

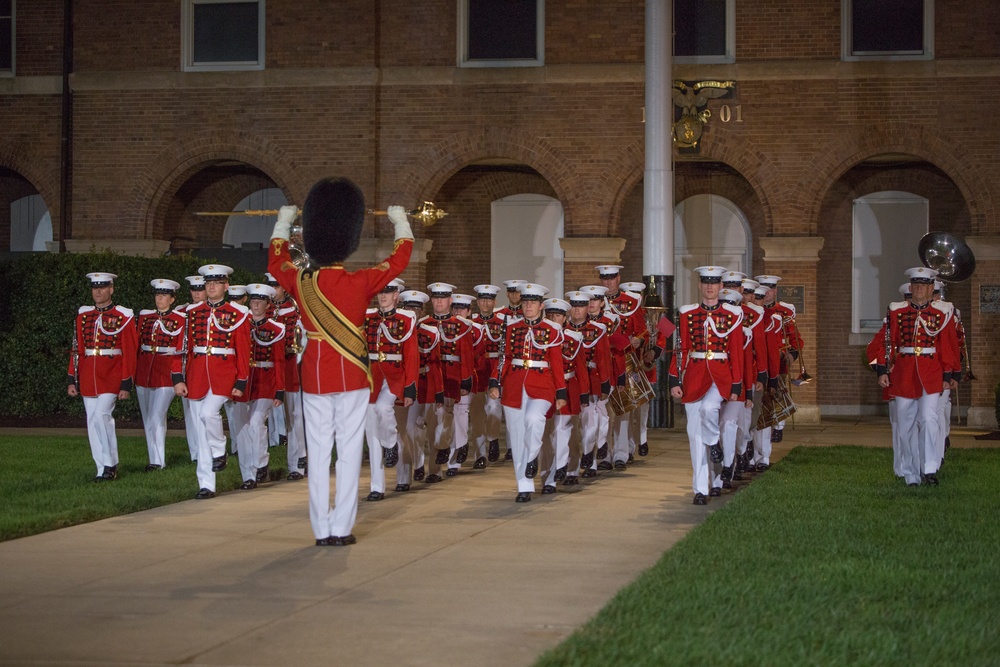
[918,232,976,282]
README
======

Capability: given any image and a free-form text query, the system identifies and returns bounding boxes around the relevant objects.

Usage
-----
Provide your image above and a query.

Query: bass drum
[608,352,656,416]
[756,377,796,430]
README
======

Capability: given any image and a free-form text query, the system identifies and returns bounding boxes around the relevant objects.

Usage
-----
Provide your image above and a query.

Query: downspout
[58,0,73,247]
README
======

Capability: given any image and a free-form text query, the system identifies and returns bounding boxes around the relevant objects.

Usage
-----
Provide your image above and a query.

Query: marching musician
[270,273,307,480]
[363,278,418,501]
[495,279,526,461]
[873,267,960,486]
[227,284,248,307]
[173,264,251,500]
[397,289,442,490]
[933,279,962,462]
[489,283,567,502]
[135,279,185,471]
[268,178,413,546]
[580,284,624,472]
[178,275,207,463]
[472,284,505,463]
[620,280,654,460]
[68,272,138,482]
[738,278,770,476]
[450,293,489,470]
[669,266,744,505]
[264,272,288,451]
[755,275,801,447]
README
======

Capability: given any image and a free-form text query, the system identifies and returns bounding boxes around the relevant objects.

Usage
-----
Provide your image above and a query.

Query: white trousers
[224,400,243,455]
[894,391,941,484]
[631,402,649,451]
[503,388,552,493]
[182,397,202,461]
[268,399,286,447]
[83,394,119,475]
[193,393,230,491]
[596,396,610,454]
[541,413,578,486]
[396,402,427,485]
[137,385,173,467]
[719,400,743,468]
[447,393,472,471]
[429,398,453,475]
[365,380,399,493]
[889,398,901,477]
[304,388,369,540]
[937,388,951,463]
[684,384,724,496]
[610,409,630,463]
[285,392,306,472]
[469,392,488,460]
[484,393,503,441]
[238,399,270,482]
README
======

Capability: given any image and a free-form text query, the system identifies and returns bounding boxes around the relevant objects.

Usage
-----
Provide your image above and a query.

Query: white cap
[381,278,405,292]
[579,285,608,299]
[400,289,429,305]
[474,284,502,298]
[694,266,727,283]
[518,283,550,300]
[86,272,117,286]
[899,282,912,298]
[451,293,475,307]
[741,278,760,292]
[427,282,456,297]
[619,281,646,293]
[503,279,527,291]
[542,298,570,312]
[719,288,743,304]
[246,283,276,300]
[185,275,206,288]
[905,266,937,284]
[264,272,279,286]
[198,264,234,280]
[753,286,768,298]
[754,275,781,287]
[227,284,247,297]
[595,264,624,277]
[933,279,945,294]
[150,278,180,293]
[565,290,590,305]
[722,270,746,285]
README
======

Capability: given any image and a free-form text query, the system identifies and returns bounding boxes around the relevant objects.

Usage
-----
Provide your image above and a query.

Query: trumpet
[193,202,448,227]
[779,315,812,386]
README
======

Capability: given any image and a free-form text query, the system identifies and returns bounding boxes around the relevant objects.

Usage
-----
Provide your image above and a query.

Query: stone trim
[760,236,825,263]
[559,237,626,263]
[965,235,1000,261]
[348,237,433,266]
[64,239,170,258]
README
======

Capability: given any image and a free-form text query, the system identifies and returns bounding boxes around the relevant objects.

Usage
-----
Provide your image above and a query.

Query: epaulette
[456,315,475,326]
[366,307,378,316]
[116,306,134,319]
[778,301,796,317]
[544,319,563,332]
[745,303,764,316]
[933,301,954,315]
[78,305,95,314]
[722,303,743,317]
[230,303,249,314]
[564,328,584,342]
[889,301,909,311]
[140,309,155,316]
[679,304,699,314]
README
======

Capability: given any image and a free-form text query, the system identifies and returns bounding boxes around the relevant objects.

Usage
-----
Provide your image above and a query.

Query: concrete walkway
[0,418,989,666]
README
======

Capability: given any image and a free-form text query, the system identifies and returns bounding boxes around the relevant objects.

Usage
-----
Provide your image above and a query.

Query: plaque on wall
[979,285,1000,314]
[778,285,805,314]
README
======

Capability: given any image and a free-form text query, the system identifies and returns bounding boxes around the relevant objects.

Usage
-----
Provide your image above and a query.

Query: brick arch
[394,126,581,233]
[798,123,996,235]
[0,141,61,238]
[125,129,305,240]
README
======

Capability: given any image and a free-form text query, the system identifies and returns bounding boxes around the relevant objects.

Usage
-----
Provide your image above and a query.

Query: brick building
[2,0,999,426]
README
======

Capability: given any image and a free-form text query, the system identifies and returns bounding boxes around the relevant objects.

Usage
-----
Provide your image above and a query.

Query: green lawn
[536,446,1000,667]
[0,434,290,541]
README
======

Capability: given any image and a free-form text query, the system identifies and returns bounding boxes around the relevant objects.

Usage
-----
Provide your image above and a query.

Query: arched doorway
[222,187,288,249]
[491,193,564,294]
[673,194,751,305]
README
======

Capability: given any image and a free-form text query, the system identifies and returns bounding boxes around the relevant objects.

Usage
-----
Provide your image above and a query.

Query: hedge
[0,251,260,418]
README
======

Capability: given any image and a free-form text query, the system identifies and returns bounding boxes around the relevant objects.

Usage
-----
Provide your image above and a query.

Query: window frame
[457,0,545,69]
[842,0,934,61]
[673,0,735,66]
[181,0,265,72]
[0,0,15,77]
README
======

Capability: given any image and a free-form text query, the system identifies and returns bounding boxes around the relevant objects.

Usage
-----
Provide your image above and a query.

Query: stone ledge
[965,236,1000,262]
[966,407,998,431]
[760,236,825,263]
[347,237,433,266]
[63,239,171,258]
[560,237,626,263]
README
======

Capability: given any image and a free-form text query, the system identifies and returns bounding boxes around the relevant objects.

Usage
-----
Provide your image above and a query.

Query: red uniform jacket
[469,319,491,394]
[272,297,301,392]
[568,318,612,398]
[176,300,251,400]
[268,237,413,394]
[239,317,286,402]
[591,311,627,387]
[555,328,590,416]
[606,290,649,351]
[873,300,960,399]
[669,302,745,403]
[414,318,444,404]
[492,316,568,408]
[742,303,771,390]
[472,311,505,392]
[365,307,419,403]
[765,301,802,376]
[135,309,186,389]
[68,304,138,397]
[429,314,475,400]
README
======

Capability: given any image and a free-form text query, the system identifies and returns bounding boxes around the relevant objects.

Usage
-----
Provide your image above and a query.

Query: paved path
[0,418,988,666]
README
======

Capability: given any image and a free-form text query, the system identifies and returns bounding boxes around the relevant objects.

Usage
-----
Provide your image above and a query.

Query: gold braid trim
[296,270,372,388]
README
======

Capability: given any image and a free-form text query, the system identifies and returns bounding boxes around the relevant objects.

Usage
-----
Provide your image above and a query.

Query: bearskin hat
[302,177,366,265]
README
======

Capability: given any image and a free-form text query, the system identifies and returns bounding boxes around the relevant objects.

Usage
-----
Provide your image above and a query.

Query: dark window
[467,0,537,61]
[0,0,12,72]
[675,0,727,58]
[852,0,924,54]
[193,2,259,64]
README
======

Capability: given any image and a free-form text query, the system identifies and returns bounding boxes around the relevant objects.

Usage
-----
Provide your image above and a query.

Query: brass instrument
[918,231,977,381]
[640,274,666,372]
[756,376,796,430]
[71,330,80,391]
[192,202,448,227]
[779,315,812,386]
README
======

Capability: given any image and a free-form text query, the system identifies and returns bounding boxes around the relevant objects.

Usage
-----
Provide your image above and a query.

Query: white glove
[271,205,299,241]
[387,205,413,241]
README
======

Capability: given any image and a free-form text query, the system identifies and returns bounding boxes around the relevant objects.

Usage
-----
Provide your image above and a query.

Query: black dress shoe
[395,483,410,492]
[541,485,557,495]
[515,492,532,503]
[195,488,216,500]
[638,442,649,456]
[316,537,333,546]
[581,468,597,478]
[327,534,356,546]
[366,491,385,501]
[627,453,634,464]
[455,444,469,464]
[562,476,579,486]
[425,473,443,483]
[445,468,458,477]
[256,465,269,482]
[413,466,425,481]
[614,460,627,470]
[597,461,613,471]
[907,482,919,487]
[771,429,783,443]
[473,457,487,469]
[722,479,732,489]
[580,452,594,469]
[488,440,500,462]
[383,444,399,468]
[693,493,707,505]
[923,473,939,485]
[721,465,733,482]
[435,448,450,464]
[597,443,608,460]
[287,471,305,481]
[93,475,105,483]
[525,457,539,478]
[554,466,567,482]
[504,448,513,461]
[240,479,257,490]
[755,462,769,472]
[709,443,723,463]
[212,453,228,472]
[102,465,118,481]
[709,487,721,497]
[297,456,308,469]
[945,436,951,450]
[144,464,162,472]
[278,434,287,447]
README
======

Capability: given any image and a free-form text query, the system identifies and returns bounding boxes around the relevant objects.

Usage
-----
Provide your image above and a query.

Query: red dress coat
[135,309,186,389]
[272,298,301,392]
[568,319,612,398]
[239,317,286,402]
[492,317,568,408]
[874,301,960,399]
[68,304,139,397]
[469,320,491,394]
[429,314,475,400]
[178,301,252,400]
[765,301,803,375]
[415,318,444,404]
[742,303,771,388]
[555,328,590,416]
[472,311,505,392]
[364,307,419,403]
[607,290,649,352]
[268,237,413,394]
[668,302,745,403]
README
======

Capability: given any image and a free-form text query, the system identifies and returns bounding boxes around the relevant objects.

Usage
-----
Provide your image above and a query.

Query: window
[0,0,13,76]
[843,0,933,60]
[182,0,264,72]
[852,191,928,335]
[674,0,734,65]
[458,0,544,68]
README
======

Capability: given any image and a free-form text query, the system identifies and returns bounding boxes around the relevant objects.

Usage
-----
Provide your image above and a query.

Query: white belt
[442,354,461,362]
[140,345,177,354]
[84,349,122,357]
[899,346,936,355]
[418,365,429,374]
[487,352,500,358]
[512,359,549,369]
[193,346,235,356]
[369,353,403,362]
[587,361,597,369]
[564,371,576,380]
[250,361,274,368]
[690,351,727,360]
